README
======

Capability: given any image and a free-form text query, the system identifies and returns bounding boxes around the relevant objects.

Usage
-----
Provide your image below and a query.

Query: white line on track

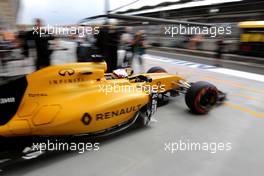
[143,54,264,83]
[208,68,264,83]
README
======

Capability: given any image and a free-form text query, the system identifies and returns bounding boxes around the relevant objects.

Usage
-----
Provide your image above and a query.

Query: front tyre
[185,81,218,114]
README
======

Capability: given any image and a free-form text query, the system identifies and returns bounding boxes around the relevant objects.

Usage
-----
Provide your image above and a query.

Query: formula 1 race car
[0,60,226,138]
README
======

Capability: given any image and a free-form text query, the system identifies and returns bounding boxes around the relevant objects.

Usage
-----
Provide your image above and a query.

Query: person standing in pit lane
[30,18,55,70]
[17,26,29,58]
[215,38,224,67]
[132,30,147,70]
[96,25,120,72]
[121,26,134,67]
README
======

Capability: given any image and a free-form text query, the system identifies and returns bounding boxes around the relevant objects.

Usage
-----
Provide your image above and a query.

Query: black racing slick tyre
[147,66,167,73]
[136,107,150,127]
[138,111,150,127]
[136,93,158,127]
[185,81,218,114]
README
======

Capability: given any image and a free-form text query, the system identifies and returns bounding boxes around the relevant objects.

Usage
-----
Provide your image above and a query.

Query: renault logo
[81,113,92,125]
[58,68,75,76]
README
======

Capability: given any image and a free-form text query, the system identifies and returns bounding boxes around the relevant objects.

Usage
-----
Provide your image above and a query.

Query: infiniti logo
[58,68,75,76]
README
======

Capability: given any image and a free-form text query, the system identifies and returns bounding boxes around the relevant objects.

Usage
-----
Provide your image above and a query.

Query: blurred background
[0,0,264,78]
[1,1,264,174]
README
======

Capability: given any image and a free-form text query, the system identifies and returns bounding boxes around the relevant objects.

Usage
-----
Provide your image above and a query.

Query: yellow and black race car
[0,60,225,138]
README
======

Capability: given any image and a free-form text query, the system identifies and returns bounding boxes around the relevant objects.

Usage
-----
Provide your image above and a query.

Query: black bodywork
[0,76,28,126]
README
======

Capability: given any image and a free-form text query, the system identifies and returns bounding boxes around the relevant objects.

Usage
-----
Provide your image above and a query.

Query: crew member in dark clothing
[18,28,29,58]
[31,19,55,70]
[96,26,119,72]
[215,38,224,67]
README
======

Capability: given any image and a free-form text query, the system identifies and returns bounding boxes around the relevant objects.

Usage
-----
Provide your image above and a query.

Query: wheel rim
[194,87,218,113]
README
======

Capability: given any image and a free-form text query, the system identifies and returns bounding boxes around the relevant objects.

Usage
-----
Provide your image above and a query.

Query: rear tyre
[147,66,167,73]
[138,112,150,127]
[185,81,218,114]
[136,106,151,127]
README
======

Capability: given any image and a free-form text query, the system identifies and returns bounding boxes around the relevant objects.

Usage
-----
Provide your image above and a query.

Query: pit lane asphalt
[1,41,264,176]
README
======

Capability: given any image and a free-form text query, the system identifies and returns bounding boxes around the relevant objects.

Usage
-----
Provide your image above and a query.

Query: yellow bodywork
[0,62,185,137]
